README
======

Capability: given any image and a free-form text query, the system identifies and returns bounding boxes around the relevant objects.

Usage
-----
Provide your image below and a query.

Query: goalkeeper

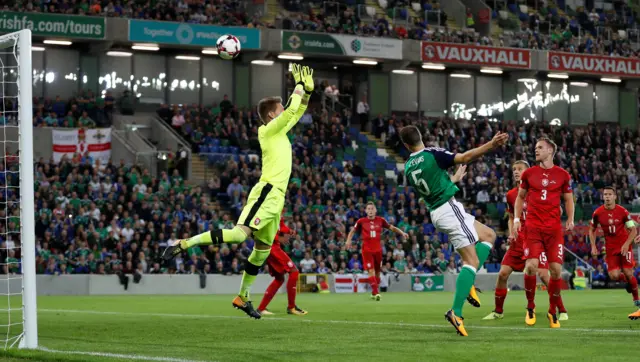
[163,64,314,319]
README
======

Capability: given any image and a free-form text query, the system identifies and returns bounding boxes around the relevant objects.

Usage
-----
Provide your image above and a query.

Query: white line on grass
[38,346,208,362]
[40,308,640,335]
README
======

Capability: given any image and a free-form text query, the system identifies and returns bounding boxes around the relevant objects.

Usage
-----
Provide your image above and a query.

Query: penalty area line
[40,308,640,335]
[38,346,210,362]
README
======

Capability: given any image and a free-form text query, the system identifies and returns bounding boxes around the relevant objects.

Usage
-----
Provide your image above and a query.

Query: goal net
[0,29,37,350]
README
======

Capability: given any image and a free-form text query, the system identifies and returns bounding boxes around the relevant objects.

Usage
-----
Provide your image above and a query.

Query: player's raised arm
[258,64,309,138]
[454,132,508,164]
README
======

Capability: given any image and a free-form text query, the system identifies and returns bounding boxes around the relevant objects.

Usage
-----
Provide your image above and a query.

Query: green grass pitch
[0,290,639,361]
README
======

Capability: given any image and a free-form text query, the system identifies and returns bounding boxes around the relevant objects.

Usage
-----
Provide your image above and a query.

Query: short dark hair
[603,186,616,193]
[399,126,423,147]
[513,160,530,168]
[538,137,557,156]
[257,97,282,124]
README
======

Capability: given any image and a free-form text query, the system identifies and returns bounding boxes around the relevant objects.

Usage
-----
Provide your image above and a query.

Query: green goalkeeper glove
[291,63,303,87]
[302,66,314,93]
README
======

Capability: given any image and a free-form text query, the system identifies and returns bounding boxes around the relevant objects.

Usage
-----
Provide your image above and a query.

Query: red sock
[548,278,561,315]
[494,288,508,314]
[370,275,379,295]
[287,271,299,309]
[258,276,284,312]
[628,275,639,301]
[524,274,537,310]
[556,294,567,313]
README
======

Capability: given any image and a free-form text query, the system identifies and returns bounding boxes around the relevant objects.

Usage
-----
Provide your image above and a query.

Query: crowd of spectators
[10,0,640,58]
[31,90,116,128]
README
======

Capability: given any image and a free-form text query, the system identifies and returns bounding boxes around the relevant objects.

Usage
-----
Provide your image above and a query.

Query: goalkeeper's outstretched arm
[259,84,306,138]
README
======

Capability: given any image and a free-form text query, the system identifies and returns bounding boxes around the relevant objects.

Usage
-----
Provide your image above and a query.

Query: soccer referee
[163,64,314,319]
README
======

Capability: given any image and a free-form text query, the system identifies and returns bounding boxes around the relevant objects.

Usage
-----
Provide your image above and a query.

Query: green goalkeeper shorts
[237,181,284,246]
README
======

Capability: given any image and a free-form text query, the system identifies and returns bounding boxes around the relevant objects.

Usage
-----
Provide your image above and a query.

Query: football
[216,34,241,60]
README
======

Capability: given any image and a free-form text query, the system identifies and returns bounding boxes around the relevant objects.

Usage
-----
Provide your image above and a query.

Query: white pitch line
[38,346,209,362]
[40,308,640,335]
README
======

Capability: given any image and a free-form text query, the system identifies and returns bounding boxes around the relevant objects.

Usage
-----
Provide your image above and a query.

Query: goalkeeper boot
[162,239,187,261]
[232,296,261,319]
[287,306,308,316]
[466,285,481,308]
[482,311,504,320]
[445,309,468,337]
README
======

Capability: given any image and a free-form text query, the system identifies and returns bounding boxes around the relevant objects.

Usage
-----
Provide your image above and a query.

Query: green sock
[184,227,247,248]
[475,242,492,271]
[239,248,271,301]
[452,265,477,316]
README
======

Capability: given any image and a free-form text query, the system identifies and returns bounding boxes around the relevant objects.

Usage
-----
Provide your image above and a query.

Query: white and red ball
[216,35,241,60]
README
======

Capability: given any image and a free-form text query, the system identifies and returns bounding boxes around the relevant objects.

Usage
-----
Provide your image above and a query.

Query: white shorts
[430,198,478,250]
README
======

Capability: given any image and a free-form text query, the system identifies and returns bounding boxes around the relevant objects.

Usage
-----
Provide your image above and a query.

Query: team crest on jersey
[524,248,529,257]
[608,218,614,224]
[287,261,294,268]
[254,218,261,226]
[541,179,549,187]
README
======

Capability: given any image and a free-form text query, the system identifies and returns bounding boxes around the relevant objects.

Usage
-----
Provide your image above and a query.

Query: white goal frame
[0,29,37,349]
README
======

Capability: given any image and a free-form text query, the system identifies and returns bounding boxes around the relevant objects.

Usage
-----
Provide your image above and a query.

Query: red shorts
[524,226,564,265]
[362,250,382,272]
[606,251,635,271]
[266,245,296,277]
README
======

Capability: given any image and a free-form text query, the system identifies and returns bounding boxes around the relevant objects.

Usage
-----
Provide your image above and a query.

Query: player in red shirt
[484,160,567,321]
[257,218,308,316]
[588,186,640,319]
[513,137,574,329]
[346,202,408,300]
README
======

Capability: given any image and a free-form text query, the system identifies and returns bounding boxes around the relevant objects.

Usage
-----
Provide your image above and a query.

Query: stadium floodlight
[570,81,589,87]
[131,44,159,51]
[450,73,471,78]
[43,39,71,46]
[175,55,200,61]
[422,63,445,70]
[601,77,622,83]
[32,46,45,52]
[0,29,37,350]
[547,73,569,79]
[251,60,274,66]
[480,68,503,74]
[392,69,414,74]
[202,48,218,55]
[106,51,132,57]
[278,54,304,60]
[353,59,378,65]
[517,78,537,82]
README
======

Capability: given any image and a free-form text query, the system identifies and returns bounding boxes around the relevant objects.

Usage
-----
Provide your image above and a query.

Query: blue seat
[219,146,229,154]
[344,154,355,161]
[230,146,239,155]
[199,145,208,153]
[353,177,361,184]
[400,9,408,19]
[212,139,221,147]
[210,145,220,153]
[508,4,518,13]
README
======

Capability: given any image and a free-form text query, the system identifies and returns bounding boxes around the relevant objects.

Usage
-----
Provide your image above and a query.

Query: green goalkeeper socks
[239,248,271,301]
[452,265,477,316]
[184,228,247,248]
[475,242,492,271]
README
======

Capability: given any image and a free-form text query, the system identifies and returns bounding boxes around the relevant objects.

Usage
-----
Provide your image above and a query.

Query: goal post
[0,29,37,349]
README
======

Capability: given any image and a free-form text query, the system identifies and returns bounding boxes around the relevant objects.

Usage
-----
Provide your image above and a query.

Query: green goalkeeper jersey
[404,147,458,211]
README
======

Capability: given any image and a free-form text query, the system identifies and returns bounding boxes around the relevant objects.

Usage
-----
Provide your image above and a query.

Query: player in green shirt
[400,125,507,337]
[163,64,314,319]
